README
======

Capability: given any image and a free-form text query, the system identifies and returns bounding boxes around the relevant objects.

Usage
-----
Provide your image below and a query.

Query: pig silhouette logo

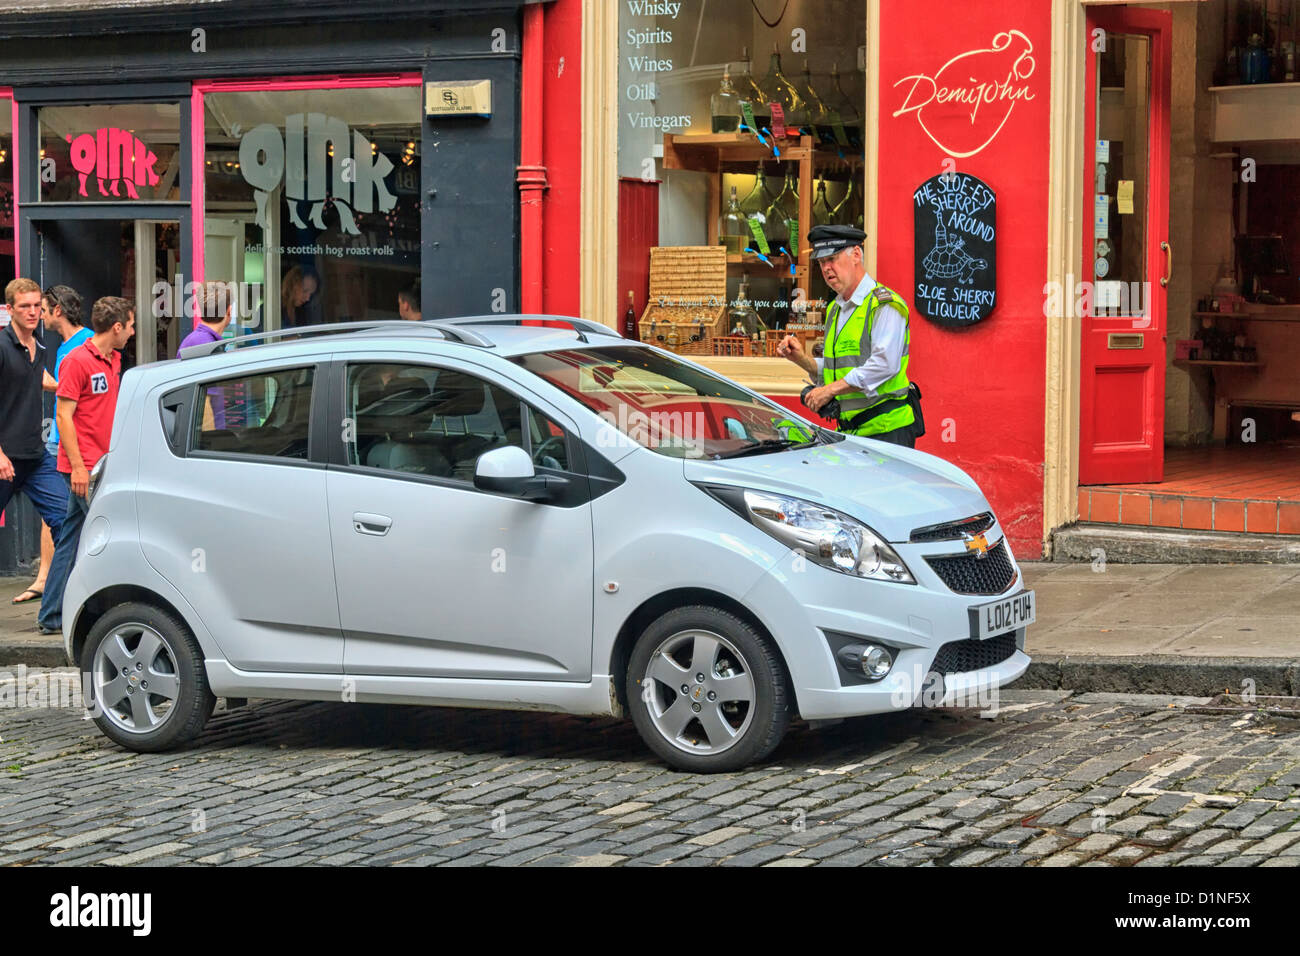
[67,128,162,199]
[238,113,397,236]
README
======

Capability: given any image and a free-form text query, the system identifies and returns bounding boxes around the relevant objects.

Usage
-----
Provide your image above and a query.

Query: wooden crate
[638,246,728,353]
[712,334,763,357]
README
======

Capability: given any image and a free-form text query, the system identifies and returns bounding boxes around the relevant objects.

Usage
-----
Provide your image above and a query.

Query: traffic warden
[777,224,923,448]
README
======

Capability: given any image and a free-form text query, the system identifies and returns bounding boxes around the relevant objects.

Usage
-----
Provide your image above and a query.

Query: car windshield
[513,346,823,459]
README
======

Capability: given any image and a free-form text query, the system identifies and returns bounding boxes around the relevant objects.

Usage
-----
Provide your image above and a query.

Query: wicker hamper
[638,246,729,354]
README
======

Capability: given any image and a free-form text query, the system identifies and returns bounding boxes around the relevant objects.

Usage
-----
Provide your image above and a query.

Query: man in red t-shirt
[38,297,134,635]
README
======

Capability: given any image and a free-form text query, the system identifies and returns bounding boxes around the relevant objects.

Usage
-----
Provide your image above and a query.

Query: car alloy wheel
[640,628,757,756]
[91,622,181,735]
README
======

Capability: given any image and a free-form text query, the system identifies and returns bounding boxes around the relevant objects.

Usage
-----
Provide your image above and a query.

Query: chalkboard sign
[913,173,996,328]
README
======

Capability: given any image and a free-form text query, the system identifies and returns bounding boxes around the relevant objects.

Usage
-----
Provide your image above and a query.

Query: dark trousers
[38,474,88,632]
[0,450,68,539]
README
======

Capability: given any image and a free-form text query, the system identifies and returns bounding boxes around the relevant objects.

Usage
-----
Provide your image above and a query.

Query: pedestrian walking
[12,285,91,606]
[37,296,135,635]
[0,278,70,602]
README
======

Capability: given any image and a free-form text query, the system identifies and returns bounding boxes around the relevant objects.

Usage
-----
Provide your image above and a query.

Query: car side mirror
[474,445,569,502]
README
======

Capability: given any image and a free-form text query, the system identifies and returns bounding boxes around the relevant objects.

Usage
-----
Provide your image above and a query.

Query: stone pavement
[2,680,1299,866]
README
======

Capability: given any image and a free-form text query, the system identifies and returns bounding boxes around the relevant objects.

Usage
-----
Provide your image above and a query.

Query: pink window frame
[1,89,17,276]
[189,73,422,294]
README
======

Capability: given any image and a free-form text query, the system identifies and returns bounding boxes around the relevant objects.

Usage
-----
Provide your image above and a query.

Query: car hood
[681,437,992,543]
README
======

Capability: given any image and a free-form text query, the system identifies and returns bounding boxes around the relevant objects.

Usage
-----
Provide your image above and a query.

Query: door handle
[1160,240,1172,288]
[353,512,392,536]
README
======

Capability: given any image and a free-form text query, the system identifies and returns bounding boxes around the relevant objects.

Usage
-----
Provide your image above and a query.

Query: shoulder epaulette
[872,286,894,304]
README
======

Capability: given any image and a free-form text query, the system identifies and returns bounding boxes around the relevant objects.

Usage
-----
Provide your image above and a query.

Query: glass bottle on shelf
[799,61,836,148]
[829,62,862,149]
[764,166,800,256]
[735,46,769,133]
[811,178,835,226]
[710,66,742,134]
[832,176,859,226]
[718,185,749,255]
[729,273,767,338]
[757,46,806,138]
[737,164,777,256]
[623,290,637,339]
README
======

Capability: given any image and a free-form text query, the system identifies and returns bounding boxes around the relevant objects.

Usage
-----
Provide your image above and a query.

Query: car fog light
[863,645,893,678]
[837,643,895,681]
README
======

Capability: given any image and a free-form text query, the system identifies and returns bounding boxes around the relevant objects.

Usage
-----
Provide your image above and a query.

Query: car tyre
[628,605,790,773]
[81,602,215,752]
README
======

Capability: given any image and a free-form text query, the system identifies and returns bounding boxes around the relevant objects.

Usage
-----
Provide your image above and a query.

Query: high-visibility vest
[823,285,914,436]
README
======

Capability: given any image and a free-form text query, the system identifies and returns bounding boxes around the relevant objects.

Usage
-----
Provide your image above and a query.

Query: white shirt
[814,270,908,402]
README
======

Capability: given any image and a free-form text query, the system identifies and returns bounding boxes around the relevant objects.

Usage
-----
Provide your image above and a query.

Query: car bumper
[742,537,1032,721]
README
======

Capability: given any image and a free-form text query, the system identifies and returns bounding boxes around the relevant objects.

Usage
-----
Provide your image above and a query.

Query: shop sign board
[67,127,161,199]
[913,172,996,328]
[425,80,492,117]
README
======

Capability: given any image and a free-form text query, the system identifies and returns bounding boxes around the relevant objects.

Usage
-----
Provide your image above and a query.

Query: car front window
[513,346,818,459]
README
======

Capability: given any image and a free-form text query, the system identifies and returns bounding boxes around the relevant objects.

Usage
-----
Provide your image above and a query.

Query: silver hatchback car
[65,316,1033,772]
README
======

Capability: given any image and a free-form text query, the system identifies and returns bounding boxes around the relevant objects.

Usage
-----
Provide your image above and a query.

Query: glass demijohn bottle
[737,164,777,256]
[735,46,769,134]
[811,178,834,227]
[711,66,742,134]
[764,167,800,256]
[829,62,862,149]
[757,46,806,138]
[718,185,748,255]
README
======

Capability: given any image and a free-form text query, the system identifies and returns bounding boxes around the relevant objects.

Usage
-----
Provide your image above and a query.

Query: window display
[199,80,421,334]
[618,0,867,359]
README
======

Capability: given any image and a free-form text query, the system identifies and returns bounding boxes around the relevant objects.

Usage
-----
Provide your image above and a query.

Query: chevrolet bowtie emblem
[963,532,990,559]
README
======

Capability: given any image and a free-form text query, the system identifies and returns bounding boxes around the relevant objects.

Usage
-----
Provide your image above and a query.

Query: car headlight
[699,485,915,584]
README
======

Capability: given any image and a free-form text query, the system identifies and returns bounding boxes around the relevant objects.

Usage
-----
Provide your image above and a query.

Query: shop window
[0,96,14,285]
[37,103,181,203]
[618,0,866,360]
[199,82,421,336]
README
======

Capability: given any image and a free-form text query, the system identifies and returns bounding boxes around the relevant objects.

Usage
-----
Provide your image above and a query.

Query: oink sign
[913,172,996,328]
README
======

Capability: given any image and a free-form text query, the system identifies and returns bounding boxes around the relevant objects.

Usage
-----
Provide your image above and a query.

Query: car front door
[325,356,596,681]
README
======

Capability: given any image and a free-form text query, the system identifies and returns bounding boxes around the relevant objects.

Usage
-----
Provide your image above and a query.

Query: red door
[1078,8,1171,485]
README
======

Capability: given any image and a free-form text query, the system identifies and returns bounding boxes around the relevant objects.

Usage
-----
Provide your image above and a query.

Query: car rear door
[140,359,343,673]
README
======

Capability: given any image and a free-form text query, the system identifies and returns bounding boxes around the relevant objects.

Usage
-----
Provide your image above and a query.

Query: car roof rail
[178,320,492,360]
[431,315,624,344]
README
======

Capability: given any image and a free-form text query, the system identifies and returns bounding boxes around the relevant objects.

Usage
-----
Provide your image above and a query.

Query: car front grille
[909,512,995,543]
[930,632,1018,676]
[924,540,1017,595]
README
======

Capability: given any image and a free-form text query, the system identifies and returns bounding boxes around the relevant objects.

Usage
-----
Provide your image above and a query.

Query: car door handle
[353,513,392,536]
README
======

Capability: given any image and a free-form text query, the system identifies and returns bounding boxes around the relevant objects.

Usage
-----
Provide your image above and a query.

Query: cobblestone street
[2,676,1299,867]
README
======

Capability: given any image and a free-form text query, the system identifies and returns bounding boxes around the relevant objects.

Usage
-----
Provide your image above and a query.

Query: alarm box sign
[913,172,997,328]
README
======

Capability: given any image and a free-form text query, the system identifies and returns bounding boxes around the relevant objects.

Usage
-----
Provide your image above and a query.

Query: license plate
[968,590,1035,640]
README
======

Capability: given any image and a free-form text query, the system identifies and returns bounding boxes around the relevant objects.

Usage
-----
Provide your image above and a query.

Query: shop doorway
[1078,7,1172,487]
[35,217,181,368]
[1075,5,1300,537]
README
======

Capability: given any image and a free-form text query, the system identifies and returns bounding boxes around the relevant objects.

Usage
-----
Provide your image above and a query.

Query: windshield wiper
[713,438,810,460]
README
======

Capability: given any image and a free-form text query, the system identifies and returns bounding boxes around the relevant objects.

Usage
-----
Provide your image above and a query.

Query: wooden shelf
[1194,309,1300,322]
[1175,359,1263,367]
[663,132,858,314]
